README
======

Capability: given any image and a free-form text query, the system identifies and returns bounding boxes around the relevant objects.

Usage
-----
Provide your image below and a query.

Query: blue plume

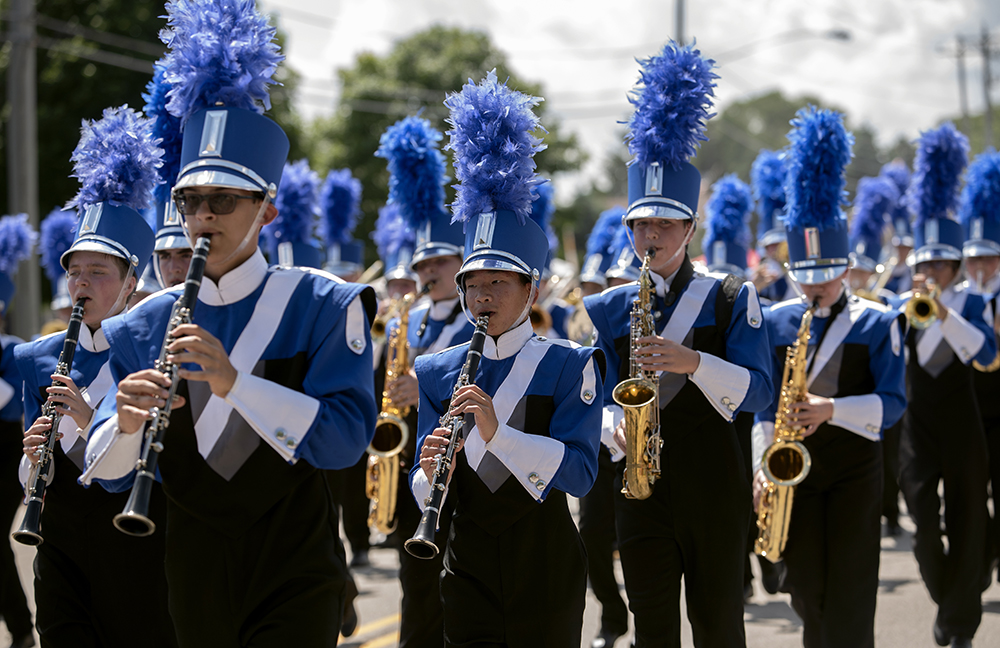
[750,150,787,234]
[444,69,546,225]
[320,169,362,246]
[587,206,625,257]
[704,174,752,252]
[0,214,37,275]
[375,115,448,232]
[39,208,78,282]
[371,203,415,260]
[880,160,911,226]
[907,123,969,225]
[143,62,184,204]
[850,176,897,253]
[161,0,283,123]
[67,105,163,213]
[626,41,718,169]
[784,106,854,231]
[958,151,1000,228]
[263,159,320,258]
[529,182,558,251]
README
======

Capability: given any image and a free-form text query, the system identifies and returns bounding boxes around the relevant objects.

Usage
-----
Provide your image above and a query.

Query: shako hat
[907,123,968,266]
[265,159,322,268]
[703,174,752,278]
[580,206,624,287]
[849,176,897,273]
[371,203,417,282]
[39,208,77,309]
[0,214,36,315]
[750,150,787,248]
[959,150,1000,258]
[320,169,363,278]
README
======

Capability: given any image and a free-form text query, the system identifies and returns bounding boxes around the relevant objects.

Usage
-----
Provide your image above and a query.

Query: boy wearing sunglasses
[80,3,378,645]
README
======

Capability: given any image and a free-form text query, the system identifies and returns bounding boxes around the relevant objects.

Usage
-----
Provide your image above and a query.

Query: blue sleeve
[872,311,907,429]
[964,293,997,366]
[548,350,603,498]
[409,356,444,493]
[753,312,781,427]
[725,283,775,414]
[13,347,41,431]
[583,294,622,408]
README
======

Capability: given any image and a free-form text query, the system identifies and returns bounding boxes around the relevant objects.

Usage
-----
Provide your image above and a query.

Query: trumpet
[12,298,87,546]
[906,280,939,330]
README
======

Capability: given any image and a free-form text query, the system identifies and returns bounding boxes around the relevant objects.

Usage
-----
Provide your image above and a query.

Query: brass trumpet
[906,281,939,330]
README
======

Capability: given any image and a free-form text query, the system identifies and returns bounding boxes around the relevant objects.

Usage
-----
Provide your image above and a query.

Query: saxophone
[366,284,430,534]
[754,300,817,563]
[612,249,662,500]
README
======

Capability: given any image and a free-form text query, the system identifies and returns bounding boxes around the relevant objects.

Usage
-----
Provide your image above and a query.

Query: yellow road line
[340,613,400,641]
[360,630,401,648]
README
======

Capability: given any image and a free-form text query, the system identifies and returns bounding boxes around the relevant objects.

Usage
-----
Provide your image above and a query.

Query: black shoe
[759,559,785,595]
[934,621,951,647]
[950,637,972,648]
[341,601,358,637]
[590,629,623,648]
[350,549,370,568]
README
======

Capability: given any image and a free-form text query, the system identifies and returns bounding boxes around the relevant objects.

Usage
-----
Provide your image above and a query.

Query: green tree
[308,25,586,265]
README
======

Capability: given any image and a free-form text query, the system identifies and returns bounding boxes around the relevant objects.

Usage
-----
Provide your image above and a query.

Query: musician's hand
[613,417,627,453]
[752,468,769,513]
[387,370,419,409]
[47,374,93,431]
[116,369,186,435]
[167,323,238,398]
[790,393,834,437]
[23,416,62,466]
[419,426,464,483]
[450,385,499,443]
[635,335,701,375]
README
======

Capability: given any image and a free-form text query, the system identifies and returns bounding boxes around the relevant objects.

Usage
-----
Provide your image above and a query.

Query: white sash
[194,271,303,458]
[464,338,549,471]
[916,290,968,368]
[660,274,715,344]
[806,300,864,389]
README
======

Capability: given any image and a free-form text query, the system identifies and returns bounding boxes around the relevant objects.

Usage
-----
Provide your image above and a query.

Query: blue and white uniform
[753,291,906,647]
[82,250,377,646]
[407,296,476,356]
[15,325,175,648]
[584,258,773,647]
[410,319,604,647]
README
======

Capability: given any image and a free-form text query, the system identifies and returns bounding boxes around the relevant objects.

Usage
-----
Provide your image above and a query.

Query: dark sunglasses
[173,192,260,215]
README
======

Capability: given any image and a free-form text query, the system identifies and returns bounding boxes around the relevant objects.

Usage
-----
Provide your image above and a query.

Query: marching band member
[897,124,995,648]
[373,203,418,302]
[15,108,174,648]
[375,113,474,648]
[605,222,644,287]
[584,43,773,647]
[322,169,366,283]
[0,215,35,648]
[263,159,324,270]
[80,3,377,645]
[958,150,1000,587]
[581,208,622,297]
[750,150,794,304]
[412,70,604,648]
[752,108,906,648]
[39,208,77,331]
[880,160,914,297]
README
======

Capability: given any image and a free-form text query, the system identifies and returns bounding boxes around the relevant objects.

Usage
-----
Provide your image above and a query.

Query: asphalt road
[4,504,1000,647]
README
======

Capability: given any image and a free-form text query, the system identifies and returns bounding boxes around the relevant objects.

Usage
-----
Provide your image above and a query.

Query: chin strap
[459,279,538,335]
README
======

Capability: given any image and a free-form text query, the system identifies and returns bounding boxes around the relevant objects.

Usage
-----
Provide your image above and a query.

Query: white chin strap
[628,219,696,267]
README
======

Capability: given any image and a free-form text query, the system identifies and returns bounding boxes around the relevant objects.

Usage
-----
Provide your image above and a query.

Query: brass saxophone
[366,284,431,534]
[612,249,662,500]
[754,300,817,563]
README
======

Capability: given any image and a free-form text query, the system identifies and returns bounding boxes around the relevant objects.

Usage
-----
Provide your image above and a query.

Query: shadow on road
[745,599,803,630]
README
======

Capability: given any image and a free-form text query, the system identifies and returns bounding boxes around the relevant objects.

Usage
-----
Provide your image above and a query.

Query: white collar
[429,296,460,321]
[482,318,534,361]
[811,285,847,318]
[651,266,681,300]
[198,249,269,307]
[80,322,109,353]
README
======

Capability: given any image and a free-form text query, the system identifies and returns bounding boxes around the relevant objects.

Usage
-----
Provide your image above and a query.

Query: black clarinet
[404,314,489,560]
[12,298,88,546]
[114,235,211,537]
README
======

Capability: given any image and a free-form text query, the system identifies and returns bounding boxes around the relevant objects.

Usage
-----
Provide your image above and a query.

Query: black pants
[984,416,1000,570]
[881,419,902,528]
[0,422,32,640]
[165,476,347,648]
[615,428,749,648]
[578,446,628,637]
[326,456,371,554]
[900,409,989,639]
[782,431,882,648]
[395,473,449,648]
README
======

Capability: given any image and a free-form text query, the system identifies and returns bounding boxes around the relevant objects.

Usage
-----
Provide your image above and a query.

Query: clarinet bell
[11,499,44,546]
[113,472,156,537]
[403,510,441,560]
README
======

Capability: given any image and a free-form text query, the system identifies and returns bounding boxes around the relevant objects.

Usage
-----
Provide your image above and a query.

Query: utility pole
[981,25,994,151]
[957,35,973,136]
[676,0,685,47]
[5,0,41,338]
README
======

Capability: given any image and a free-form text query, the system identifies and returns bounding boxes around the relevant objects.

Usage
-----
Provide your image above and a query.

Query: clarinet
[12,298,88,546]
[404,314,490,560]
[114,235,211,537]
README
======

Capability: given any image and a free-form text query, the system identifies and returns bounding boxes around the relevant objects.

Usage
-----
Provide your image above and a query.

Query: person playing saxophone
[751,107,906,648]
[584,43,773,648]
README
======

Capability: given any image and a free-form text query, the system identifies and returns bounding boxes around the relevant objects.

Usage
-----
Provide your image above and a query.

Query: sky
[257,0,999,200]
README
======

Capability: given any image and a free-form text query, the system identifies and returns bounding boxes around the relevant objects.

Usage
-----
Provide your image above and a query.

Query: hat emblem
[644,162,663,196]
[80,203,103,235]
[199,110,228,157]
[925,219,939,245]
[474,212,496,249]
[163,200,182,227]
[805,227,821,259]
[972,217,984,240]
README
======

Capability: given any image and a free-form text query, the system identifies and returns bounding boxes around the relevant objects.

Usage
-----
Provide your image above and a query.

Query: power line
[34,14,165,58]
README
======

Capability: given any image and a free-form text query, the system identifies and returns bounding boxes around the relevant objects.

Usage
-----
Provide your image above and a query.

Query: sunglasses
[173,192,260,215]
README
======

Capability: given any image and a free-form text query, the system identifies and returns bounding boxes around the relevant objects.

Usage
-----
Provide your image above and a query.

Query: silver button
[583,390,594,402]
[722,397,731,405]
[286,437,298,449]
[528,472,539,484]
[350,339,364,351]
[535,480,546,491]
[750,317,759,326]
[275,428,287,440]
[727,403,737,412]
[537,336,547,341]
